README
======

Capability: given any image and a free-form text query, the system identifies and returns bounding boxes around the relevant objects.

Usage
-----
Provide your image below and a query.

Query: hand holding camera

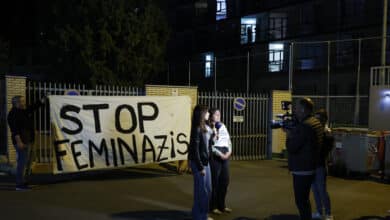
[270,101,297,130]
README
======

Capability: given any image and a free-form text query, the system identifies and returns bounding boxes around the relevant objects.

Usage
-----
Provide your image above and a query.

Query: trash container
[328,128,382,176]
[328,129,348,176]
[385,134,390,177]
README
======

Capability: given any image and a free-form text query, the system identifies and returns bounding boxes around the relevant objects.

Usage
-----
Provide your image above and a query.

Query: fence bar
[27,81,144,164]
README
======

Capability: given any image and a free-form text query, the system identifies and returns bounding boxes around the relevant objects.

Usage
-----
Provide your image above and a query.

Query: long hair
[315,108,328,124]
[208,107,220,129]
[192,104,209,133]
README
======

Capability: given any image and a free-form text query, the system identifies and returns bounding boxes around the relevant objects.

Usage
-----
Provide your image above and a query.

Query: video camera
[270,101,297,130]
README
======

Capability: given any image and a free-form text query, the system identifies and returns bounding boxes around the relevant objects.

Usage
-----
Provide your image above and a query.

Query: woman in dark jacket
[188,104,213,220]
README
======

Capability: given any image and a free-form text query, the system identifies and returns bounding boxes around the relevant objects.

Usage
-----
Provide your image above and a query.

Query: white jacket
[212,123,232,157]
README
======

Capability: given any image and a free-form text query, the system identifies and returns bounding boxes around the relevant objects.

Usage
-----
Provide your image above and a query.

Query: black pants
[293,174,315,220]
[210,155,230,211]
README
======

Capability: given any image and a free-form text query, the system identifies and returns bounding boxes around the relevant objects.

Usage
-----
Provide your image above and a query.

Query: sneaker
[223,207,232,213]
[16,185,31,191]
[312,212,322,219]
[211,209,223,215]
[325,215,334,220]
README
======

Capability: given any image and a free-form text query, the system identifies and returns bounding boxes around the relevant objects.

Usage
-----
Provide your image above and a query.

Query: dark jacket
[188,126,211,171]
[286,115,324,172]
[319,131,335,167]
[7,101,43,145]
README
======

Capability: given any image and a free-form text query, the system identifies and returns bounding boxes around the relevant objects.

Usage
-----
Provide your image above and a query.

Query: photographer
[284,98,324,220]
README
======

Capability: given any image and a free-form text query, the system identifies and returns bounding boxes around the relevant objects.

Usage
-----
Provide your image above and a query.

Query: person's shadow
[111,210,191,220]
[352,216,390,220]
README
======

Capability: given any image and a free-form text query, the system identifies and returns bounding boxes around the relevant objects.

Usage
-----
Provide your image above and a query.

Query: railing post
[326,41,331,119]
[354,39,362,125]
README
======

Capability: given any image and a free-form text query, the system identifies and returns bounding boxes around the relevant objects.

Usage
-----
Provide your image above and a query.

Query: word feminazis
[53,102,189,171]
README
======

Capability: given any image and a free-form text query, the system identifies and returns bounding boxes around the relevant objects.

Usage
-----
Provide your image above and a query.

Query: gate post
[270,90,292,158]
[5,75,27,166]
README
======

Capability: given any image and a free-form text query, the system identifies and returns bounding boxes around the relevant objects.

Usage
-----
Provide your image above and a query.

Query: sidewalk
[0,160,389,220]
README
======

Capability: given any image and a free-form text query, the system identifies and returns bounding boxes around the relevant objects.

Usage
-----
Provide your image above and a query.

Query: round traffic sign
[233,97,246,111]
[64,89,80,96]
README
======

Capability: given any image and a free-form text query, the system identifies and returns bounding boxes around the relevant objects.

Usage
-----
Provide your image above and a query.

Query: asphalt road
[0,160,389,220]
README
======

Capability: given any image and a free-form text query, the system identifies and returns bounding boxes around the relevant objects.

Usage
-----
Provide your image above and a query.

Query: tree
[48,0,170,86]
[0,37,9,68]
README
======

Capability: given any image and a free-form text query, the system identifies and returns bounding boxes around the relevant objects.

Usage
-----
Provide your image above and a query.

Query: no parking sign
[233,97,245,123]
[64,89,80,96]
[233,97,246,111]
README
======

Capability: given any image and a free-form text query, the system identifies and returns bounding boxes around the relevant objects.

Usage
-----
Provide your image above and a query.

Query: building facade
[167,0,387,95]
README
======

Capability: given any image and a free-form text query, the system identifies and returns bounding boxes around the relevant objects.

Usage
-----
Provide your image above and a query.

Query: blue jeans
[15,145,32,186]
[312,166,331,215]
[190,161,211,220]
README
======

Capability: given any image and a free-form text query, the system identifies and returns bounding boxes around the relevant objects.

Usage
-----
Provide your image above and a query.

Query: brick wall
[0,78,6,155]
[5,76,27,165]
[145,85,198,111]
[271,90,291,154]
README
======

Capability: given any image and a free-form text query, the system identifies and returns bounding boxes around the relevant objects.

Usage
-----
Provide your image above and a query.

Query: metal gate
[292,95,369,127]
[26,81,143,163]
[198,92,270,160]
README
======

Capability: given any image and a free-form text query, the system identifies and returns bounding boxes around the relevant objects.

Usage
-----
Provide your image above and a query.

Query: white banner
[49,96,191,174]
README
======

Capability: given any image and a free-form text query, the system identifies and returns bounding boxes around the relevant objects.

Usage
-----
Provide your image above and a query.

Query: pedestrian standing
[7,95,45,191]
[208,108,232,215]
[188,104,214,220]
[312,109,334,220]
[284,98,324,220]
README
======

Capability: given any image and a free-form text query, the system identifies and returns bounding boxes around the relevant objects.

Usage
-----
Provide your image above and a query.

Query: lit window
[241,18,256,44]
[216,0,227,20]
[205,53,214,78]
[269,43,284,72]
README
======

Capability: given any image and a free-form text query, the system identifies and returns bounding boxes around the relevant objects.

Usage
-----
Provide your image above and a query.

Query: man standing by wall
[7,95,44,191]
[284,98,323,220]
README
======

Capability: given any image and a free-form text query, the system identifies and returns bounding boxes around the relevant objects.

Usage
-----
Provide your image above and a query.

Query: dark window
[343,0,365,17]
[297,44,325,70]
[268,16,287,40]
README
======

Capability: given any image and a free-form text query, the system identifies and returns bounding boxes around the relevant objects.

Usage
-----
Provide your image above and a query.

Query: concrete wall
[369,86,390,130]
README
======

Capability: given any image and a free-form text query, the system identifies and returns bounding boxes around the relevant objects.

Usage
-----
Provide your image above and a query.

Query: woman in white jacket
[208,108,232,215]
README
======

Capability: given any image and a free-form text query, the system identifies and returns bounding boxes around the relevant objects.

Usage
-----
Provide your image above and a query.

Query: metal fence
[168,36,387,95]
[26,80,366,163]
[198,91,270,160]
[26,81,144,163]
[371,66,390,86]
[292,95,369,127]
[167,37,389,129]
